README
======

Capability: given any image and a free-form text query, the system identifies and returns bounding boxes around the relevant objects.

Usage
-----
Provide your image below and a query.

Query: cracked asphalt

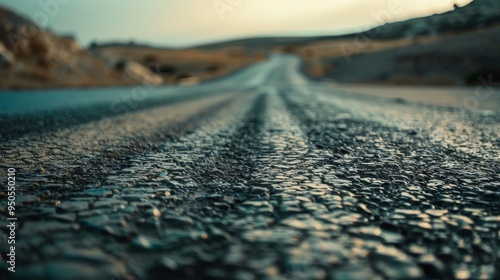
[0,54,499,280]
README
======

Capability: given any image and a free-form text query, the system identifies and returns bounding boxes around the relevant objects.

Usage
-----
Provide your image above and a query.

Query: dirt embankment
[292,25,500,87]
[90,45,265,86]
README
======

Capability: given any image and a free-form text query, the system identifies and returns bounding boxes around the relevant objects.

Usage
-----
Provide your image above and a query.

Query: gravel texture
[0,55,499,280]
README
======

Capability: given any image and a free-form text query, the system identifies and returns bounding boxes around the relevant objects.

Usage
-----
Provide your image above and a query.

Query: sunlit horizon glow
[1,0,474,48]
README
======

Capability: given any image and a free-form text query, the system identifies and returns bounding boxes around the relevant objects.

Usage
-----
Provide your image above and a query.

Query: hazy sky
[1,0,473,47]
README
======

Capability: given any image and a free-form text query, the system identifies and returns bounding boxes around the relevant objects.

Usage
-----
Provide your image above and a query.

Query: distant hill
[88,41,175,51]
[194,35,353,51]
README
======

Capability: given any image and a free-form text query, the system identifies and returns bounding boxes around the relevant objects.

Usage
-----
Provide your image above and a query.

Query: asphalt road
[0,54,499,280]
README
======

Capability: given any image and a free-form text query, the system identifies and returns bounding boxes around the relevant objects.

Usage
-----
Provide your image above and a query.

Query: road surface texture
[0,54,499,280]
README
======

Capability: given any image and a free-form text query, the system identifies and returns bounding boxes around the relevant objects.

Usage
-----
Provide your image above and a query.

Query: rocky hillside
[291,0,500,86]
[368,0,500,38]
[0,7,161,90]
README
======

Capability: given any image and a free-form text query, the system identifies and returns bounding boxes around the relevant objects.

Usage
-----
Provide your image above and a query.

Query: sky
[1,0,474,48]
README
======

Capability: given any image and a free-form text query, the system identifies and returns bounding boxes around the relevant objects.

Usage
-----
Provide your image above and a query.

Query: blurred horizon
[1,0,473,48]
